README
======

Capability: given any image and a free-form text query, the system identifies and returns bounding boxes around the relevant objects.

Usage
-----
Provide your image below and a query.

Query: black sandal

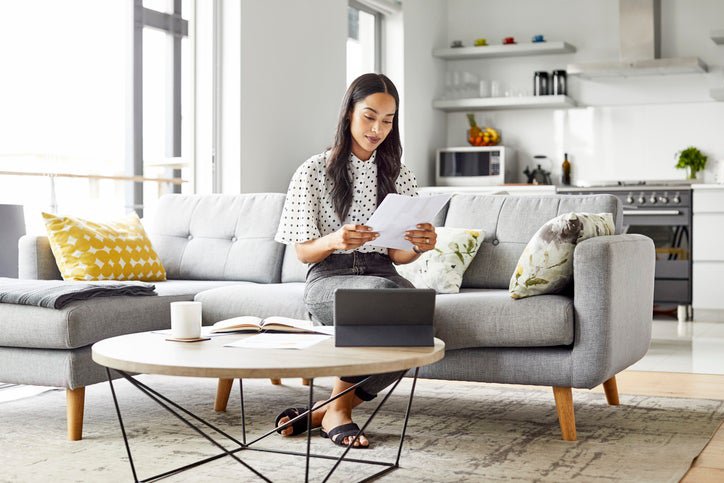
[320,423,369,448]
[274,407,316,436]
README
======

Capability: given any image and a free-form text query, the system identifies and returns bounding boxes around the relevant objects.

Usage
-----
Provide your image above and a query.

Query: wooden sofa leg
[66,387,85,441]
[215,378,234,412]
[603,376,620,406]
[270,378,282,385]
[552,386,577,441]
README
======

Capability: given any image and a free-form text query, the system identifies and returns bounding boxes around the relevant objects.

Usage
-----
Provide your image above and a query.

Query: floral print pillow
[509,212,615,299]
[396,227,484,294]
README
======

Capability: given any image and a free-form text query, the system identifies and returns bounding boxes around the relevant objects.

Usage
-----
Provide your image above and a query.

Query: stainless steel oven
[559,183,692,318]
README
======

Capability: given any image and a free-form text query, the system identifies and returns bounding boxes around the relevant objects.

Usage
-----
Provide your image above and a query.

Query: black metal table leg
[106,368,139,483]
[105,368,421,482]
[306,378,314,483]
[239,378,247,445]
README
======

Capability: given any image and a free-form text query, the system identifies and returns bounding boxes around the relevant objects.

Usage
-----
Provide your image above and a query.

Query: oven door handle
[622,209,681,216]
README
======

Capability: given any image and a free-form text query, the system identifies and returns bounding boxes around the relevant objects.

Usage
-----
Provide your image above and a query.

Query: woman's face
[348,92,396,161]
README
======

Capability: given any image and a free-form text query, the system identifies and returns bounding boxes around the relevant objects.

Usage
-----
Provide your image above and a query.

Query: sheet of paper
[224,333,330,350]
[365,193,452,250]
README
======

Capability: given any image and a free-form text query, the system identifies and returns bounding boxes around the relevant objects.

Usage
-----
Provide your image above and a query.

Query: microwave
[436,146,516,186]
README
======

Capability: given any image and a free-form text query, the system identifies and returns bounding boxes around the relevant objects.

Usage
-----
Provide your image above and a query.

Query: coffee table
[92,332,445,482]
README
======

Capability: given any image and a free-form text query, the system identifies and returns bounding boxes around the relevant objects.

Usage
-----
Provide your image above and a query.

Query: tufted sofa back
[145,193,621,286]
[146,194,289,283]
[444,194,622,289]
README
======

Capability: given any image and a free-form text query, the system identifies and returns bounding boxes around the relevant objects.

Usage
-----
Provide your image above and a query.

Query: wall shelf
[712,29,724,45]
[711,88,724,101]
[433,41,575,60]
[432,95,576,112]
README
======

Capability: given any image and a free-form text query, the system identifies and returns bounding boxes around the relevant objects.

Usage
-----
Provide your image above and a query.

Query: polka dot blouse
[275,150,418,255]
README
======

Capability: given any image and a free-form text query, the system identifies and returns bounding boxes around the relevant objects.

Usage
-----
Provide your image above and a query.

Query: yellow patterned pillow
[42,212,166,282]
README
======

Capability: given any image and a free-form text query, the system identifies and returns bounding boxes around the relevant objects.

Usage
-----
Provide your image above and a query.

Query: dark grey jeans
[305,252,412,401]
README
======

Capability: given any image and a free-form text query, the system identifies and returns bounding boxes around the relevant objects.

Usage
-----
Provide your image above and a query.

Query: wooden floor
[484,370,724,483]
[614,371,724,483]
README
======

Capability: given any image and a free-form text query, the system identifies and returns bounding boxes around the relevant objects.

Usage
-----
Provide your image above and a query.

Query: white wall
[238,0,347,193]
[444,0,724,185]
[400,0,448,187]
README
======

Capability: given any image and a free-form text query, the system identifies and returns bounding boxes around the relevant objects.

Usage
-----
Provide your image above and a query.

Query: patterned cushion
[509,212,614,299]
[43,212,166,282]
[395,227,484,294]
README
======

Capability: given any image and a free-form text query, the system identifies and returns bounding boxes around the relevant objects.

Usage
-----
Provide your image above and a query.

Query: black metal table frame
[105,367,420,482]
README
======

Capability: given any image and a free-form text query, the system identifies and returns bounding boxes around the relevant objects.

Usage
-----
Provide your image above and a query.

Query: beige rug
[1,375,722,482]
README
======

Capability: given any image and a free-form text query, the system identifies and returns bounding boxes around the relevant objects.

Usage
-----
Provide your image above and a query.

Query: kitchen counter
[691,184,724,190]
[419,185,556,195]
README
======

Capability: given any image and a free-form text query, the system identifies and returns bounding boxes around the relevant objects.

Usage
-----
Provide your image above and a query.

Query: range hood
[567,0,707,77]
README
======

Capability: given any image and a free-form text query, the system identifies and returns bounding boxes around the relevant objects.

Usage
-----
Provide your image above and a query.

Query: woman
[274,73,436,448]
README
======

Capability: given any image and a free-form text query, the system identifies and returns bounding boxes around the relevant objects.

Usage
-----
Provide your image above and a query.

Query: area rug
[1,375,722,482]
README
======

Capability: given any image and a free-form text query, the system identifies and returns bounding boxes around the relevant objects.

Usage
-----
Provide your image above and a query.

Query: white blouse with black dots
[275,150,418,255]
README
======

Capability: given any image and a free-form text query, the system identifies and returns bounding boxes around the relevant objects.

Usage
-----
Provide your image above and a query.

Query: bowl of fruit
[466,113,500,146]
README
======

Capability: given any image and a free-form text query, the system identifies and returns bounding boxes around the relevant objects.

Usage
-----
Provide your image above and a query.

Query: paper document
[365,194,452,250]
[224,333,330,350]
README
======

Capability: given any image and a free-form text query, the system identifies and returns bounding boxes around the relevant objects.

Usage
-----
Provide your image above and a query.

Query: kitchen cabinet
[432,41,576,112]
[692,185,724,321]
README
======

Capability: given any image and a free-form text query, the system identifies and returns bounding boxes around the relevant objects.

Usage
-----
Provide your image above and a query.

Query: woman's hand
[404,223,437,254]
[327,224,379,251]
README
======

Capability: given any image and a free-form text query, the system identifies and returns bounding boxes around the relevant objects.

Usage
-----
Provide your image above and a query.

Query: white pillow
[396,227,484,294]
[509,212,615,299]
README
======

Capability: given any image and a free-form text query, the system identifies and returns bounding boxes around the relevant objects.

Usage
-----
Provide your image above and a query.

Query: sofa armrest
[18,235,62,280]
[571,234,655,388]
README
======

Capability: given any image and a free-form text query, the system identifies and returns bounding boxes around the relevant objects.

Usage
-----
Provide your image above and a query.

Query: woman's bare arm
[294,224,378,264]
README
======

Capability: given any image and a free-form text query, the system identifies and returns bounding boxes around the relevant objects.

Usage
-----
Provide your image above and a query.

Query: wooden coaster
[165,336,211,343]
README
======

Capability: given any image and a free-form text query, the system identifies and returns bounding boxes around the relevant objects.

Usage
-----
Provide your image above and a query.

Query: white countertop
[419,185,556,193]
[691,184,724,190]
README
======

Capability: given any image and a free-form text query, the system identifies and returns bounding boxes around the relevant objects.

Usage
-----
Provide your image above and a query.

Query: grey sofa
[0,192,655,442]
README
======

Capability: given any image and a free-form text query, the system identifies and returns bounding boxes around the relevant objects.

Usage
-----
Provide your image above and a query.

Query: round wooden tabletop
[92,332,445,379]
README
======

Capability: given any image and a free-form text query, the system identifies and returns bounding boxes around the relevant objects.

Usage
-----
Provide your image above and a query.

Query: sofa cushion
[194,283,308,323]
[443,194,621,289]
[281,244,308,283]
[42,211,166,282]
[510,212,615,299]
[433,289,574,350]
[395,227,484,293]
[145,194,286,283]
[0,280,247,350]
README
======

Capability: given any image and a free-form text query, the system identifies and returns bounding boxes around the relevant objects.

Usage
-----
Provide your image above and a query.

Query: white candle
[170,301,202,339]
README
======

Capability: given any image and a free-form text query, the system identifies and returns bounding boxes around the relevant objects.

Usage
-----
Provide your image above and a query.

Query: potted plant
[675,146,708,180]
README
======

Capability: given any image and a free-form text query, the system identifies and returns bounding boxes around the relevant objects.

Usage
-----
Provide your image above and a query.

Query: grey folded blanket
[0,278,157,309]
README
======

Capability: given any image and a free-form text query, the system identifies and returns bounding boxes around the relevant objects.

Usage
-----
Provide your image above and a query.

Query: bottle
[533,71,549,96]
[561,153,571,186]
[551,70,567,96]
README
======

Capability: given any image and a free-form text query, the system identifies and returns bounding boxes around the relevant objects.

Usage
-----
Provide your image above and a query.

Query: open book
[210,315,334,335]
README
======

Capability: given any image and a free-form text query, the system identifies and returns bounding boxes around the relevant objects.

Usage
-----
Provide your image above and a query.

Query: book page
[224,333,329,350]
[211,315,263,333]
[261,316,336,335]
[364,193,452,250]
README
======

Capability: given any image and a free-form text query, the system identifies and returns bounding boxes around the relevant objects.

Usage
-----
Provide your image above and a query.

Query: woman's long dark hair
[326,73,402,222]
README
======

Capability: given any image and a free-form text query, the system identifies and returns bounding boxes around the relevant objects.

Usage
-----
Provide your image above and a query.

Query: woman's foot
[321,408,369,447]
[277,401,325,437]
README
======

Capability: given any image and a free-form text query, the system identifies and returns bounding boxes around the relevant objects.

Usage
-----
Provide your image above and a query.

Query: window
[0,1,127,228]
[347,1,382,85]
[0,0,192,231]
